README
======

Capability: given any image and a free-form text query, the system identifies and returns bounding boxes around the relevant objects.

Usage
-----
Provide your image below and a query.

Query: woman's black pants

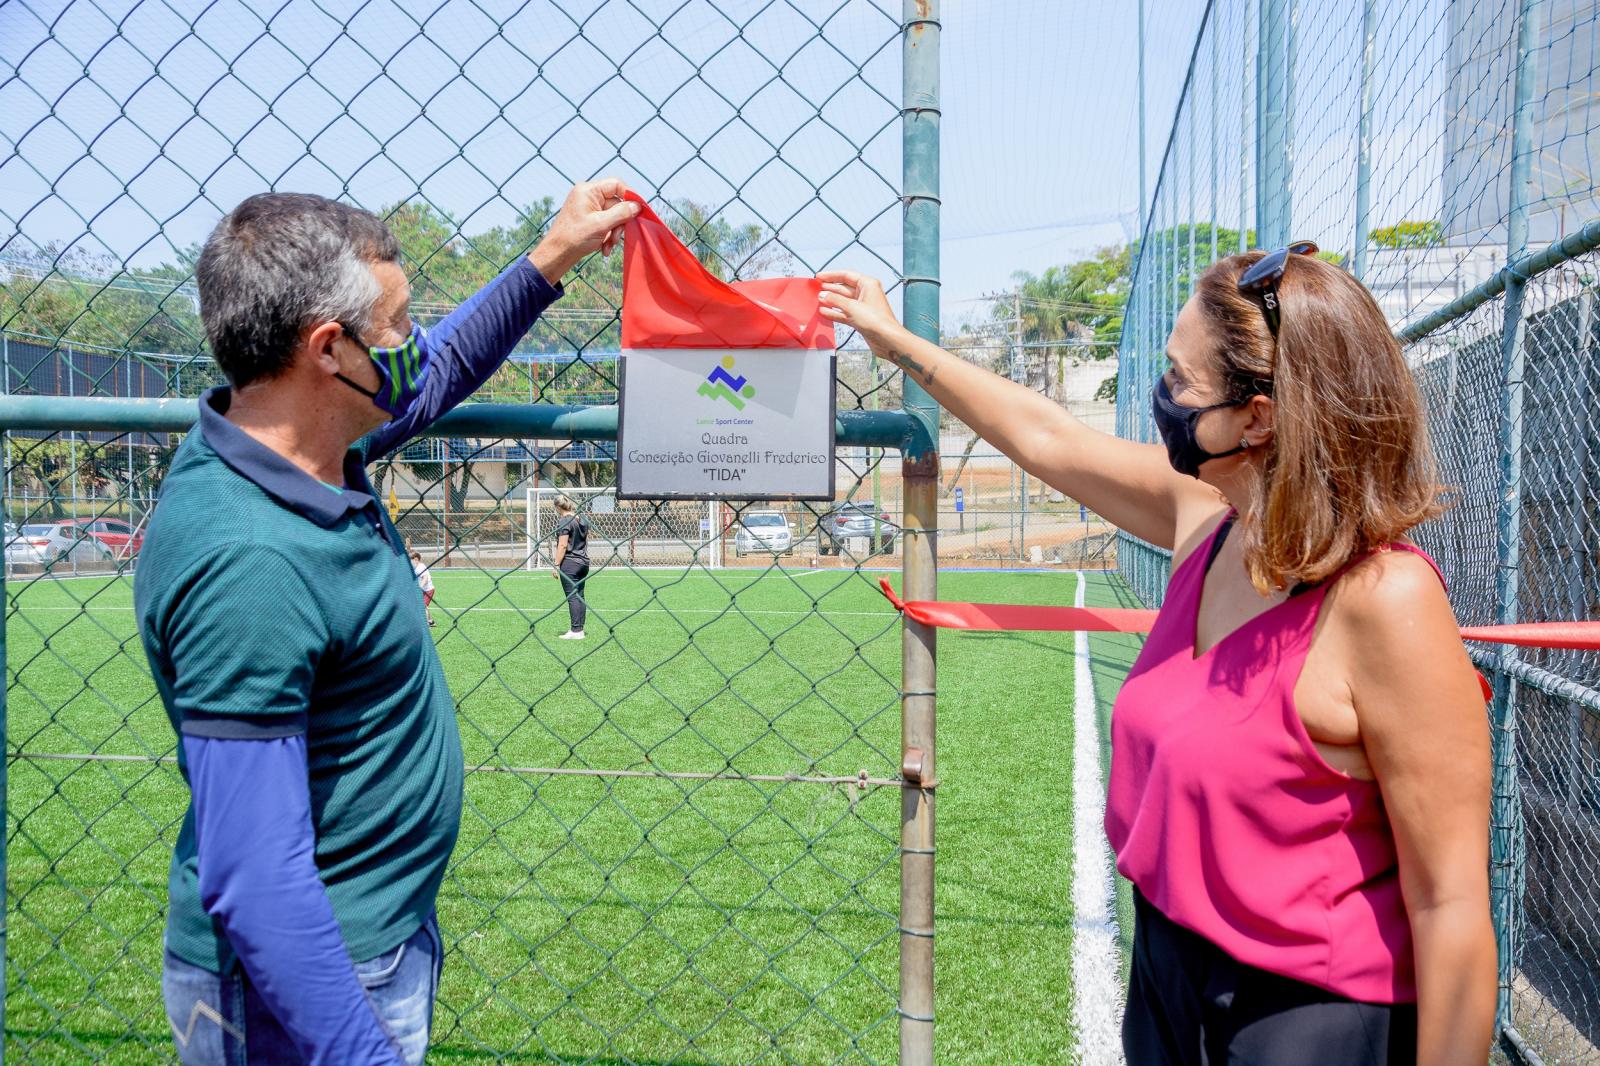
[1123,889,1417,1065]
[558,559,589,632]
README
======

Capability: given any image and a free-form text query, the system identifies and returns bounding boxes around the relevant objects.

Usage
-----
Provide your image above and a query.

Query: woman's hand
[817,271,906,350]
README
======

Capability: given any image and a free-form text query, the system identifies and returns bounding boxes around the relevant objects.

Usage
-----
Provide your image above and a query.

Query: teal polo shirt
[135,387,463,972]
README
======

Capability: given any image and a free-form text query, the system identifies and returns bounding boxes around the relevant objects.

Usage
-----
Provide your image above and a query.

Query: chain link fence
[0,0,959,1061]
[1115,1,1600,1061]
[3,423,919,1064]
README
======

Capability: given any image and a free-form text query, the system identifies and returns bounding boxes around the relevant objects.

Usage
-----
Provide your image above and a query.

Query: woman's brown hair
[1193,250,1444,593]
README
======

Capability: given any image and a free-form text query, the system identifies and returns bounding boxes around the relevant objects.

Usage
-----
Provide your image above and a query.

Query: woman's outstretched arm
[818,270,1218,550]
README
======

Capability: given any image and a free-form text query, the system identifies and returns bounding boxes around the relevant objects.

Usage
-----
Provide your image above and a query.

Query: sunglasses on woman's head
[1237,240,1318,338]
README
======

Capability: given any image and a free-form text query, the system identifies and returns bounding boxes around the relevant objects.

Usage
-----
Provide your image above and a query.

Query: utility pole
[1011,287,1024,385]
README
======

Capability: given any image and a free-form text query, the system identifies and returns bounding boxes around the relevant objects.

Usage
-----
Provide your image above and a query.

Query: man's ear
[302,321,344,376]
[1242,393,1275,446]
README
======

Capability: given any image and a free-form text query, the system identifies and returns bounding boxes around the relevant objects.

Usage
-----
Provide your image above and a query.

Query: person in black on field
[551,495,590,639]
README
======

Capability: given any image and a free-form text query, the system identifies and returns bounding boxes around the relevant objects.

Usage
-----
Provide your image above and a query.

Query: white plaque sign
[618,347,836,500]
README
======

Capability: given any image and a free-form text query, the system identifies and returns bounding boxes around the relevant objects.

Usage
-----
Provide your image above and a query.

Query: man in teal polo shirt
[136,181,639,1064]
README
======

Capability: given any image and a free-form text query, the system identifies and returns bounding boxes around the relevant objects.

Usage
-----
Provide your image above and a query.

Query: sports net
[1115,1,1600,1059]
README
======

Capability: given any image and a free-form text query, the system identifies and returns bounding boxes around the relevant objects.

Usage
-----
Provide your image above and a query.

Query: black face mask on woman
[1151,375,1248,479]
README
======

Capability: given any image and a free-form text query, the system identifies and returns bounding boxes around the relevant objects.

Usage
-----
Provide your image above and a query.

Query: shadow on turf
[948,632,1075,659]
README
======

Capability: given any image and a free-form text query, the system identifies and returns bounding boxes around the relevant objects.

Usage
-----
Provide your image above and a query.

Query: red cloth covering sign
[621,192,833,351]
[617,192,836,501]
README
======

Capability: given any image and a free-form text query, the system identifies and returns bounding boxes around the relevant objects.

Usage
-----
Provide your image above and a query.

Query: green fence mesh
[1116,1,1600,1061]
[0,0,949,1061]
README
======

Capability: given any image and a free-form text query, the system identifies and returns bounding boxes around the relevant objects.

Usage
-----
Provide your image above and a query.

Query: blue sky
[0,0,1204,325]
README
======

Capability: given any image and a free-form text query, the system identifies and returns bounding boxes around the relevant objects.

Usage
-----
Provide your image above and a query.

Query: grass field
[4,564,1086,1064]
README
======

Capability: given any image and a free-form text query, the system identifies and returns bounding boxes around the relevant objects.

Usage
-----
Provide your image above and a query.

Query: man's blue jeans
[162,915,441,1065]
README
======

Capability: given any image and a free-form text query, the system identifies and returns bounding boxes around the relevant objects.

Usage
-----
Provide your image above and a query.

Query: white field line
[1071,572,1125,1064]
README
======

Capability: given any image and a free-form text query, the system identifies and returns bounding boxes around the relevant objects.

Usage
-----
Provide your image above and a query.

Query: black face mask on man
[1150,375,1248,479]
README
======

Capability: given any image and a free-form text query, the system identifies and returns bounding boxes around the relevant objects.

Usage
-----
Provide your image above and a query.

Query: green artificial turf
[4,565,1088,1064]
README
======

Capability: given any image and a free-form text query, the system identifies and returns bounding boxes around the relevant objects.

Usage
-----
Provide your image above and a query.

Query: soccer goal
[524,486,728,569]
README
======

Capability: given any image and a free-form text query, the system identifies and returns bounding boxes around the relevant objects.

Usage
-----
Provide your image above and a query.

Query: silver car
[818,502,899,556]
[2,523,36,567]
[7,522,115,572]
[734,512,794,557]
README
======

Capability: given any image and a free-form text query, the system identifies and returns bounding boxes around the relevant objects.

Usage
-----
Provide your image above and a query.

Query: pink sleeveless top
[1105,515,1439,1004]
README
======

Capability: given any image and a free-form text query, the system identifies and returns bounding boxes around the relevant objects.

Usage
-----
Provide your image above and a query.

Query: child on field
[409,549,436,627]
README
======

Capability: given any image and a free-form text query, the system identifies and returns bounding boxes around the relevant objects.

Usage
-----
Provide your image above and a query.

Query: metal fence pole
[1,474,6,1060]
[1138,0,1146,234]
[1187,97,1197,295]
[1353,0,1377,279]
[1020,468,1028,558]
[1257,0,1292,248]
[1210,18,1219,266]
[1492,0,1543,1034]
[1172,191,1181,331]
[871,354,884,553]
[1241,7,1252,250]
[900,3,940,1063]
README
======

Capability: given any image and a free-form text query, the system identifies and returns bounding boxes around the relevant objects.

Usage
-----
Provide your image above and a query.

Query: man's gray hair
[196,193,400,388]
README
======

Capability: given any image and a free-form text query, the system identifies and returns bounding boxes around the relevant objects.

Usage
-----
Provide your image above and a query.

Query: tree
[1005,245,1130,350]
[1068,222,1254,404]
[1368,220,1443,249]
[662,200,797,281]
[981,244,1131,404]
[1,245,204,355]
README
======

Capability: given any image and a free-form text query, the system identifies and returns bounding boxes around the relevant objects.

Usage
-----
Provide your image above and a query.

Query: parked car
[7,523,50,569]
[734,511,794,557]
[3,522,44,569]
[10,522,115,570]
[818,502,898,555]
[72,517,144,558]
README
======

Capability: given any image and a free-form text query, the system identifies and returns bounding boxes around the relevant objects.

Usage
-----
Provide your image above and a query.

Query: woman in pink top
[818,248,1494,1066]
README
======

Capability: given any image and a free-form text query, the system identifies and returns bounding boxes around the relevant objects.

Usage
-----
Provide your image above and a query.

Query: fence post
[871,354,885,554]
[1,474,7,1057]
[1138,0,1146,236]
[899,2,940,1062]
[1352,0,1377,279]
[1256,0,1292,248]
[1210,19,1219,266]
[1240,10,1251,251]
[1187,97,1196,295]
[1491,0,1542,1034]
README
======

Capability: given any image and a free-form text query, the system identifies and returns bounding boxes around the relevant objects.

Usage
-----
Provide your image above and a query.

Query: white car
[6,522,114,572]
[5,522,47,568]
[734,512,794,557]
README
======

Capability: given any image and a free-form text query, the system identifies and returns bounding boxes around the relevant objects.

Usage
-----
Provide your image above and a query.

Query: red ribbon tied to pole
[878,578,1600,703]
[877,577,1600,648]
